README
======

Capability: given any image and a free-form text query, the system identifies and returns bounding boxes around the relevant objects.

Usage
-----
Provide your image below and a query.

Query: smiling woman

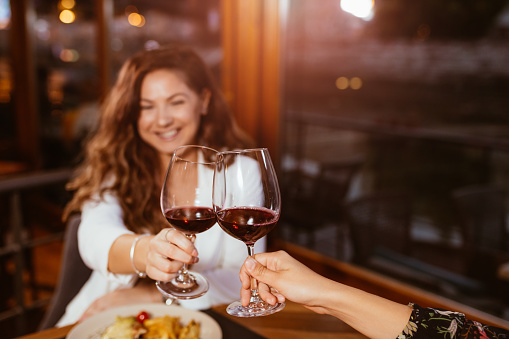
[53,45,256,328]
[137,69,210,167]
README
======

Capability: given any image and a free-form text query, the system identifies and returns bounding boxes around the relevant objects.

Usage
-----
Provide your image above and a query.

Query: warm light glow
[336,77,349,90]
[0,58,11,103]
[340,0,374,20]
[59,9,75,24]
[128,12,145,27]
[350,77,363,90]
[125,5,138,15]
[336,76,363,90]
[59,49,79,62]
[60,0,75,9]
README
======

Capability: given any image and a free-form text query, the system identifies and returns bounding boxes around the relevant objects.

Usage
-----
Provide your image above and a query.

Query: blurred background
[1,0,509,337]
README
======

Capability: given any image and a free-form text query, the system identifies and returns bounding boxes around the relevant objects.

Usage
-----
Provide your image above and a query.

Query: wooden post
[95,0,113,102]
[221,0,281,162]
[9,0,40,168]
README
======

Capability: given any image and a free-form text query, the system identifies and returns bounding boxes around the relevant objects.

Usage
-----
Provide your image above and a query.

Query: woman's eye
[171,100,185,106]
[140,105,153,110]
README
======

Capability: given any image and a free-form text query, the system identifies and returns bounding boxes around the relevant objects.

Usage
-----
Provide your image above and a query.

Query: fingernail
[192,249,198,257]
[192,256,199,264]
[245,257,257,271]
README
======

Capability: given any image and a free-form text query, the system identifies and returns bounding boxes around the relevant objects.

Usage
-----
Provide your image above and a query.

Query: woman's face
[137,69,209,163]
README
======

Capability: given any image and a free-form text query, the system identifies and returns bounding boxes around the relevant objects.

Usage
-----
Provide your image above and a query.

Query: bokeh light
[340,0,374,20]
[59,49,79,62]
[336,77,349,90]
[125,5,138,16]
[350,77,363,90]
[59,9,75,24]
[336,76,363,90]
[128,12,145,27]
[61,0,75,9]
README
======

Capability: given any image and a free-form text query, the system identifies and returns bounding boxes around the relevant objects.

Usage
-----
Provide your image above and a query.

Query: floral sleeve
[397,303,509,339]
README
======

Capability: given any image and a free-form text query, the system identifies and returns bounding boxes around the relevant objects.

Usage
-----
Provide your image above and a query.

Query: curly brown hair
[63,45,254,234]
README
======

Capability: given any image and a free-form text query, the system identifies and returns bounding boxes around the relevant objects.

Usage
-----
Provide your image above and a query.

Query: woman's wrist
[131,235,151,277]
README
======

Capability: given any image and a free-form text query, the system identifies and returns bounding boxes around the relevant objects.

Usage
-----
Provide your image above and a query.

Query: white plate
[66,303,222,339]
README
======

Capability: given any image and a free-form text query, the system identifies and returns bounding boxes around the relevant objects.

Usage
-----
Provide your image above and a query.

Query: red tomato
[136,311,149,323]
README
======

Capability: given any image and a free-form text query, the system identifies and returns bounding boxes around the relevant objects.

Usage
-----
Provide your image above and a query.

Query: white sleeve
[78,193,136,285]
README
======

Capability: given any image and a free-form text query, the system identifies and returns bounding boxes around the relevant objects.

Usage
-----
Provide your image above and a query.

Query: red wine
[164,207,216,234]
[216,207,279,244]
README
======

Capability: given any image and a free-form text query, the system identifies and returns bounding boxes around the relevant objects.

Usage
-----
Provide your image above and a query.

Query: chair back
[345,191,412,264]
[281,157,362,226]
[452,185,508,254]
[38,214,91,330]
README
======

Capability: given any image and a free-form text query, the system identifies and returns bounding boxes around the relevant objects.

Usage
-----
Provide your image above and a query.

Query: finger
[240,284,252,307]
[244,256,278,287]
[258,282,277,305]
[149,251,184,273]
[146,265,178,282]
[153,236,197,264]
[239,264,252,289]
[270,287,286,304]
[161,228,199,257]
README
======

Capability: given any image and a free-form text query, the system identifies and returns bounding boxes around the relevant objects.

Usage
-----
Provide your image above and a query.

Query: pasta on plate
[101,311,200,339]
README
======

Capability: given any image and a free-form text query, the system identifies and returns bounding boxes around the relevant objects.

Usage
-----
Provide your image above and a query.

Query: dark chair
[344,191,412,265]
[38,214,92,330]
[345,191,486,296]
[452,185,508,255]
[280,157,362,253]
[452,185,509,282]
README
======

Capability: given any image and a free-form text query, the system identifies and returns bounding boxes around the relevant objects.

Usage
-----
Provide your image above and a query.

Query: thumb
[245,257,278,286]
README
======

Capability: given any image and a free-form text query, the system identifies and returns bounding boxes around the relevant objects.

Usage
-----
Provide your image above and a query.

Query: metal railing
[0,168,73,335]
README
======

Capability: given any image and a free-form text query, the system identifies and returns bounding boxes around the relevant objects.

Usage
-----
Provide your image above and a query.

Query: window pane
[112,0,221,80]
[280,0,509,319]
[34,0,99,168]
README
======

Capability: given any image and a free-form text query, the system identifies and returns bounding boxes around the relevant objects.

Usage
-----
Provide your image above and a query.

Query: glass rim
[172,145,219,165]
[218,147,268,155]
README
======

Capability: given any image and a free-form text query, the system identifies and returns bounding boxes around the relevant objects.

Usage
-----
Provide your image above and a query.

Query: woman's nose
[157,106,174,125]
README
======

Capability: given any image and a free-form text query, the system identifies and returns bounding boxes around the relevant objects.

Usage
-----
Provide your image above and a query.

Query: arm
[79,193,197,279]
[239,251,411,339]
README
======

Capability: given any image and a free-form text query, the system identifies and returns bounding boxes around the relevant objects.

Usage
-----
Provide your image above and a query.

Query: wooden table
[16,301,367,339]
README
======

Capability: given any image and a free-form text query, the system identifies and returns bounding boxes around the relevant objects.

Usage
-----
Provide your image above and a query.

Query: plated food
[101,310,199,339]
[66,303,222,339]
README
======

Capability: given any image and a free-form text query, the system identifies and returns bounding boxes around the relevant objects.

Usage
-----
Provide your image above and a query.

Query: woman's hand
[239,250,337,315]
[145,228,199,282]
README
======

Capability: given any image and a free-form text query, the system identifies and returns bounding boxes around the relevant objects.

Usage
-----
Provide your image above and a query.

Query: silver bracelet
[130,234,149,278]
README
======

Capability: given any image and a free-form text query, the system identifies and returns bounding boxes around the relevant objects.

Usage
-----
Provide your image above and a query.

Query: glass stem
[176,234,196,284]
[246,244,260,300]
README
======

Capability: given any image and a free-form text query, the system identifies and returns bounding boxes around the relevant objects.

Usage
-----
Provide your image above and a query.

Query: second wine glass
[157,145,218,300]
[213,148,285,317]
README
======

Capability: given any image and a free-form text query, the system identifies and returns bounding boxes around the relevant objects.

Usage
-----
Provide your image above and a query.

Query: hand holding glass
[157,145,218,299]
[213,148,285,317]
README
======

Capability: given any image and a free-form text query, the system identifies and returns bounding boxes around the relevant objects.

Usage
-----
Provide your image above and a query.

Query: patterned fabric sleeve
[397,303,509,339]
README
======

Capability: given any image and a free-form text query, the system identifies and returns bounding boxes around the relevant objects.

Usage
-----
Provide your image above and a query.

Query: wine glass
[156,145,218,299]
[213,148,285,317]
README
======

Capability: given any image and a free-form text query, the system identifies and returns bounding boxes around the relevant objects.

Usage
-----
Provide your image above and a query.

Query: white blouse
[56,158,266,327]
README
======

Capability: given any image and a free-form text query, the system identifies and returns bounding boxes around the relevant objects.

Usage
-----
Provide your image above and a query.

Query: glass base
[226,299,285,317]
[156,272,209,300]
